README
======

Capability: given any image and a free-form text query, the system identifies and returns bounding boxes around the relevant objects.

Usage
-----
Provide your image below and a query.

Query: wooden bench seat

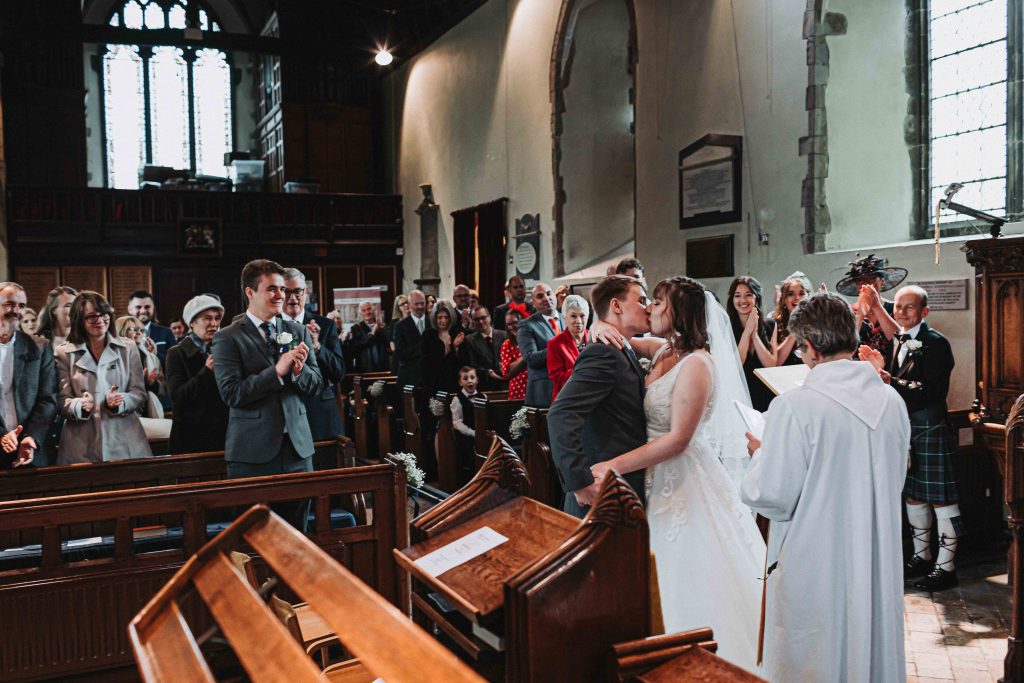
[0,464,406,682]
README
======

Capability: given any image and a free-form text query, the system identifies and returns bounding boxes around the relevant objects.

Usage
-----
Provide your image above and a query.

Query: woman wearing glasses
[54,291,152,464]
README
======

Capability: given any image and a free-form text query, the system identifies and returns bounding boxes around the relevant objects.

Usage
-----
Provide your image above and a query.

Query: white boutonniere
[638,357,652,375]
[904,339,923,353]
[275,330,298,354]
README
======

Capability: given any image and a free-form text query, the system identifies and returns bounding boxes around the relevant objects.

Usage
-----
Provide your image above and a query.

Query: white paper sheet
[413,526,509,578]
[733,400,766,440]
[754,363,810,396]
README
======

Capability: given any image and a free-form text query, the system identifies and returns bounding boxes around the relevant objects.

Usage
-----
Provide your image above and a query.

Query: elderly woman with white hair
[546,293,591,401]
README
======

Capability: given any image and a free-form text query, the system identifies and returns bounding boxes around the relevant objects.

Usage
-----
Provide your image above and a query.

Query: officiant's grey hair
[787,292,859,356]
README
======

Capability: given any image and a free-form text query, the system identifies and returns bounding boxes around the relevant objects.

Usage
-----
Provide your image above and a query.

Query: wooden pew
[403,384,429,464]
[524,407,563,508]
[0,438,361,551]
[471,393,524,466]
[434,390,460,492]
[608,628,766,682]
[971,393,1024,681]
[0,464,406,682]
[396,435,650,682]
[129,504,482,683]
[375,378,404,460]
[351,372,394,460]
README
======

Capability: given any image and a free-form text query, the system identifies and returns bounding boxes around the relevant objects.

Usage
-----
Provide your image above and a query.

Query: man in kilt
[890,285,960,591]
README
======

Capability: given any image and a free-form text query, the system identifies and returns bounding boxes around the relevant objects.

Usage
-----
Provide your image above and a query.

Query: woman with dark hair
[590,276,763,670]
[36,286,78,347]
[421,299,464,397]
[500,307,528,400]
[771,272,812,366]
[54,291,152,464]
[727,276,777,411]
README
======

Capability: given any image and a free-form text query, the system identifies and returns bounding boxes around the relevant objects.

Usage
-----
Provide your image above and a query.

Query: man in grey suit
[548,275,650,517]
[213,259,323,530]
[517,283,564,407]
[0,282,58,468]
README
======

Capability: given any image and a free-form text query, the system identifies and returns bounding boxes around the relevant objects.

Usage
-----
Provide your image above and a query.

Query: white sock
[934,504,961,572]
[906,502,933,561]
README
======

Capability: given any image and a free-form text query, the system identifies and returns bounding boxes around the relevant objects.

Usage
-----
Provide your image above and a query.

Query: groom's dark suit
[547,342,647,517]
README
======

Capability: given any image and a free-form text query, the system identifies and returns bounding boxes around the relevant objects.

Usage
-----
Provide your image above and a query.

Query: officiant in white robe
[741,293,910,683]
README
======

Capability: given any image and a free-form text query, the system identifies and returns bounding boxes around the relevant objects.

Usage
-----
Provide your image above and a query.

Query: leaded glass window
[928,0,1014,224]
[102,0,232,188]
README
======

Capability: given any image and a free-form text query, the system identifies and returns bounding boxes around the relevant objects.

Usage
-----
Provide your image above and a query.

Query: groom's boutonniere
[638,357,652,376]
[904,339,923,356]
[275,330,298,355]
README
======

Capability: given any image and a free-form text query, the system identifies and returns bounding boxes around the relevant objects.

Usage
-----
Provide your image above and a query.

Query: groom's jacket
[547,343,647,502]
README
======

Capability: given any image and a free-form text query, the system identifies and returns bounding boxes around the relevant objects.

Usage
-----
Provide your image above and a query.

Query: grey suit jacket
[517,312,563,407]
[547,343,647,502]
[0,332,58,466]
[213,316,323,465]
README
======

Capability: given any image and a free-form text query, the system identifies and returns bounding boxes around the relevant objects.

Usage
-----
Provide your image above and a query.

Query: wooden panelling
[13,266,59,312]
[109,266,153,316]
[62,265,107,298]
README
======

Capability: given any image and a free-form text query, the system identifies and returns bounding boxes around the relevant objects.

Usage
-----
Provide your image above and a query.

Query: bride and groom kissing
[548,274,765,672]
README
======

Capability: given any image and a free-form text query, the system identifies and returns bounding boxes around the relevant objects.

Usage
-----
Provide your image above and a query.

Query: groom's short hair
[591,275,642,319]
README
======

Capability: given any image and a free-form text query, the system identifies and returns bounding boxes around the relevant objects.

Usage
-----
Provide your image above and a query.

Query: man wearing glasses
[281,268,346,440]
[459,305,506,391]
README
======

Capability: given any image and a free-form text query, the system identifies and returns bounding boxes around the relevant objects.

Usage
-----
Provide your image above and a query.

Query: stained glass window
[928,0,1009,223]
[102,0,230,188]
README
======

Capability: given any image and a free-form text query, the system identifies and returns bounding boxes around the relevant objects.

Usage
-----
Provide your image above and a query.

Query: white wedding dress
[644,349,766,672]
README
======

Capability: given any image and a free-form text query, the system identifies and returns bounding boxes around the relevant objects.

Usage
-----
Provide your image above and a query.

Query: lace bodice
[644,349,717,438]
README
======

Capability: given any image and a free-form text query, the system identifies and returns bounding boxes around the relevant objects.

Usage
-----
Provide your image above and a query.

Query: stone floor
[905,559,1011,682]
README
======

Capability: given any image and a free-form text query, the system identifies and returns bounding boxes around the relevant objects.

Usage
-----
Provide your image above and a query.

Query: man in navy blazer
[517,283,564,407]
[128,290,177,366]
[213,260,323,530]
[282,268,346,440]
[0,282,58,468]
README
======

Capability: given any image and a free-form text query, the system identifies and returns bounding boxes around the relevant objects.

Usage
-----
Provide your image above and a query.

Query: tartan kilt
[903,416,958,504]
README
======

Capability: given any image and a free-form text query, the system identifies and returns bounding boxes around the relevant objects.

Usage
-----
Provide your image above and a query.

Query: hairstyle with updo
[654,276,709,353]
[787,292,859,357]
[772,271,813,341]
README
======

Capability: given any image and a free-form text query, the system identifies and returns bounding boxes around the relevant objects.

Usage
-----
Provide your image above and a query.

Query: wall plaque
[679,134,742,230]
[914,278,968,311]
[514,214,541,281]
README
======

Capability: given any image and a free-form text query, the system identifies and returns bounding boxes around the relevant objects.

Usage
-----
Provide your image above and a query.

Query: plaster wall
[385,0,1016,410]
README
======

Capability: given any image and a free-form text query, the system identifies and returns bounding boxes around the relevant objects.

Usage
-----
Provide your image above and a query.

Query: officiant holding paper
[741,293,910,682]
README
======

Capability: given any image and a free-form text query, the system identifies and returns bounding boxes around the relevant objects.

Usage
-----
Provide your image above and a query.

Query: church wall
[386,0,1012,410]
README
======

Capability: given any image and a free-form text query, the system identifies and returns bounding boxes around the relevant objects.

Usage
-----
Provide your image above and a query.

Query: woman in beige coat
[55,291,152,464]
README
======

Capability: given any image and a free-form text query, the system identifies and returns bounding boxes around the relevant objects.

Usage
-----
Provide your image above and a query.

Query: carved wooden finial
[477,434,531,495]
[583,471,646,530]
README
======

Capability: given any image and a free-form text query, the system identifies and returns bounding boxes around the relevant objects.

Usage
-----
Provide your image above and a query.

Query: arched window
[103,0,232,188]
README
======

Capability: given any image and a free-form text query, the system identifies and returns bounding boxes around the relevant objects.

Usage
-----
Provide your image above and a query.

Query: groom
[548,275,650,517]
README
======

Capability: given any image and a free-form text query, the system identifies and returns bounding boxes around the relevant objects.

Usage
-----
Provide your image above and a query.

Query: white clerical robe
[741,359,910,683]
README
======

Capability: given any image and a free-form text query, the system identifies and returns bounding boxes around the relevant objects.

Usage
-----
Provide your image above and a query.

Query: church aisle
[904,560,1010,682]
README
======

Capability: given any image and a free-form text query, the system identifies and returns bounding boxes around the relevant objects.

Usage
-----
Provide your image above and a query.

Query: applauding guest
[55,291,152,464]
[459,306,506,391]
[393,290,429,387]
[547,294,590,402]
[500,308,528,401]
[127,290,177,366]
[422,299,464,397]
[0,283,57,468]
[726,276,777,411]
[835,253,904,364]
[493,276,533,331]
[771,272,812,366]
[116,316,164,416]
[517,283,563,407]
[345,301,390,373]
[165,295,227,454]
[36,286,77,348]
[213,260,322,531]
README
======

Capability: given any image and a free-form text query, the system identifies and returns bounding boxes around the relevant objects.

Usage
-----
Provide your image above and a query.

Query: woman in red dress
[547,294,590,401]
[500,306,528,400]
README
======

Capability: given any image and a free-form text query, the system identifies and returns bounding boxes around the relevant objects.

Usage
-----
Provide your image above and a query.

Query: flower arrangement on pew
[428,398,446,417]
[368,380,386,399]
[509,407,530,441]
[388,451,426,489]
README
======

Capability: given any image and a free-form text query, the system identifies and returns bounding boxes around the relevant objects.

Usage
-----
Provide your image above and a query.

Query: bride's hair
[654,276,709,353]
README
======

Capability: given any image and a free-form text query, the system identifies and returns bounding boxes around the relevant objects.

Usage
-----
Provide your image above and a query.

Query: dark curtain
[452,198,507,310]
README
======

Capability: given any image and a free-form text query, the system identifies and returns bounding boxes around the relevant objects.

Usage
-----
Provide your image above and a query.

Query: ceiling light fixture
[375,49,394,66]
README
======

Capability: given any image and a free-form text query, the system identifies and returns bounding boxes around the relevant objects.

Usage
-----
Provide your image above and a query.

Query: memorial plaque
[914,278,968,310]
[14,267,60,312]
[62,266,107,298]
[109,266,152,315]
[679,134,742,230]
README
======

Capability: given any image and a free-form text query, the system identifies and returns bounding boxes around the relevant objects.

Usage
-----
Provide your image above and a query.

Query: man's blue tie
[260,321,279,359]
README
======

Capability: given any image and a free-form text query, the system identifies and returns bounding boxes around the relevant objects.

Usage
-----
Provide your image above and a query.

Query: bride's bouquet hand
[588,320,625,349]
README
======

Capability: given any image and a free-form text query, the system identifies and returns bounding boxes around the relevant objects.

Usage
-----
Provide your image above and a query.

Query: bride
[590,276,766,671]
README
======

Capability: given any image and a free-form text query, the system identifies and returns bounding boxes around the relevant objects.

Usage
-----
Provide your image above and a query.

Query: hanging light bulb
[375,48,394,66]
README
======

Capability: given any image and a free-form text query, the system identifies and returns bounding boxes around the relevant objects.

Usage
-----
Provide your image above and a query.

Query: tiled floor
[905,560,1011,682]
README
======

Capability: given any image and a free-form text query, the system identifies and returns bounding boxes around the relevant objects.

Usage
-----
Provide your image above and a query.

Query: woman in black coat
[165,296,229,454]
[421,299,464,398]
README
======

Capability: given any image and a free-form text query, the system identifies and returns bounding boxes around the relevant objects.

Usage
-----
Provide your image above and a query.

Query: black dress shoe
[904,555,933,579]
[914,567,958,592]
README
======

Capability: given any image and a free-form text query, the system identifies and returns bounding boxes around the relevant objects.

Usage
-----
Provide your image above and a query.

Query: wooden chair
[524,407,562,508]
[128,504,484,683]
[434,390,460,492]
[397,435,650,682]
[608,628,766,682]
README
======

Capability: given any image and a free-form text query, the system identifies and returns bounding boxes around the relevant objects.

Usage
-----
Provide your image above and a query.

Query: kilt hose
[903,414,958,504]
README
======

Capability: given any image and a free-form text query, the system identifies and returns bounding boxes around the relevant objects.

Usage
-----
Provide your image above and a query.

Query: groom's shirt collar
[247,311,277,340]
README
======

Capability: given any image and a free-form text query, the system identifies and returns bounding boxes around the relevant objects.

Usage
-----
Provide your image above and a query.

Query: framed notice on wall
[678,134,742,230]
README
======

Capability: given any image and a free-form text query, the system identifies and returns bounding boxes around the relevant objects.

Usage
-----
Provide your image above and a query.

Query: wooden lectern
[395,435,651,682]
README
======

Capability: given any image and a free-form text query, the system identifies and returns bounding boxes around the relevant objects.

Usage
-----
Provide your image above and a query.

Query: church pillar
[414,183,441,296]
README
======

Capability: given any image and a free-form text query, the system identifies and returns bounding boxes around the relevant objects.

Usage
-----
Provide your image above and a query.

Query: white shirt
[450,390,478,438]
[0,335,16,432]
[281,311,303,324]
[895,321,923,367]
